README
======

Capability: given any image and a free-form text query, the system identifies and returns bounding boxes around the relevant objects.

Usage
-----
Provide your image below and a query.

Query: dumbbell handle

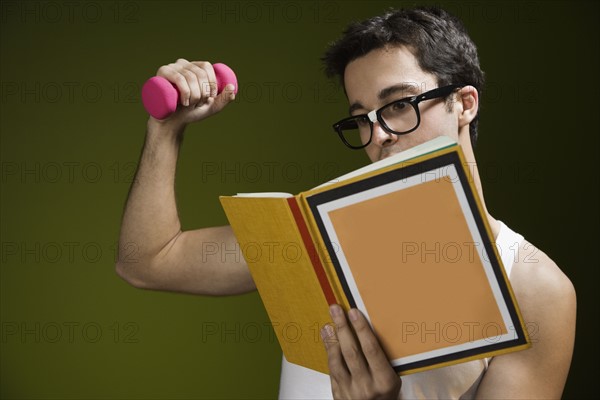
[141,63,238,120]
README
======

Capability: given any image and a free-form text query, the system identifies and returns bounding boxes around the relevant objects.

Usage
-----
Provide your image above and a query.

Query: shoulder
[509,239,576,346]
[510,239,576,314]
[509,240,575,374]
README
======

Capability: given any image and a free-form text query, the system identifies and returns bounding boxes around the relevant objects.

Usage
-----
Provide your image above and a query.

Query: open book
[219,136,530,376]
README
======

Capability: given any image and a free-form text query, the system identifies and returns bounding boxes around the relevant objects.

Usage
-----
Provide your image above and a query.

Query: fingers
[154,58,235,124]
[321,305,402,399]
[348,308,398,381]
[209,84,236,112]
[323,306,394,375]
[327,304,370,377]
[156,58,218,107]
[321,323,350,385]
[191,61,218,97]
[179,82,233,119]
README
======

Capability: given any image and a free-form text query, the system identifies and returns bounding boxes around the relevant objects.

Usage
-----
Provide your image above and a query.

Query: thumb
[181,84,236,123]
[209,83,236,114]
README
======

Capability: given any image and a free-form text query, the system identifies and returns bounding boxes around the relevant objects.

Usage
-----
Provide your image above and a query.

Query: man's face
[344,45,461,163]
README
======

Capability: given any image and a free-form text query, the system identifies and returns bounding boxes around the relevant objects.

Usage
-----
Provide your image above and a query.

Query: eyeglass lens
[340,101,418,148]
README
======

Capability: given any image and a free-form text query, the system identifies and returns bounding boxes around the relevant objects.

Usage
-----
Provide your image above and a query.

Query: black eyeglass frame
[332,84,465,149]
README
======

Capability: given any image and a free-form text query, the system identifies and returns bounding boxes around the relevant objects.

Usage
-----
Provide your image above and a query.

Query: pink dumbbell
[141,63,238,120]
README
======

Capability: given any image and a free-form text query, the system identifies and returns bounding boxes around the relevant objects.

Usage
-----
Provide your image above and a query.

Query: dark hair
[322,6,485,147]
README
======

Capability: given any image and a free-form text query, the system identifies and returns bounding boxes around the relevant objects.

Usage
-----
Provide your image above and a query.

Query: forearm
[117,119,185,271]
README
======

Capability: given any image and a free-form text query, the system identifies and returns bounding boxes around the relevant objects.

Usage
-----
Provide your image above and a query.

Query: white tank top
[278,220,524,399]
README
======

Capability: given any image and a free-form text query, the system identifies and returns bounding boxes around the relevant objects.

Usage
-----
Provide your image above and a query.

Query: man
[116,6,575,399]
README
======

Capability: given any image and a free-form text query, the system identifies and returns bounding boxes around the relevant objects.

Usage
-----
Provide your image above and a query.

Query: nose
[370,120,398,148]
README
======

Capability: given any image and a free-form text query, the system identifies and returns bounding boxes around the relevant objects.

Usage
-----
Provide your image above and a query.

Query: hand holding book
[321,304,402,398]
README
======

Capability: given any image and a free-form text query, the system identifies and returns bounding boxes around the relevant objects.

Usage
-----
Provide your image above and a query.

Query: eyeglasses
[332,84,464,149]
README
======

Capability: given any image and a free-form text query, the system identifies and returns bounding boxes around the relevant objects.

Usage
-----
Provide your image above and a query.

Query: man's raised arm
[115,58,255,296]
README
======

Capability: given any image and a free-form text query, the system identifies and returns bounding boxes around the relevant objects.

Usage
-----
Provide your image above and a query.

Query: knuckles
[181,69,197,81]
[343,345,361,363]
[156,65,170,75]
[333,318,349,332]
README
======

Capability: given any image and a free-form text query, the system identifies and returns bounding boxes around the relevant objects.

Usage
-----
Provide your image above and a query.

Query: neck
[457,132,500,240]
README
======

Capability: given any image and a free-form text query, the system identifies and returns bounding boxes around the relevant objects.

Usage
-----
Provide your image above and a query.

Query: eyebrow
[348,83,421,115]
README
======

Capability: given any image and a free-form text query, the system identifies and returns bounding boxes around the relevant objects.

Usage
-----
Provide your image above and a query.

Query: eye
[355,116,370,126]
[391,102,407,111]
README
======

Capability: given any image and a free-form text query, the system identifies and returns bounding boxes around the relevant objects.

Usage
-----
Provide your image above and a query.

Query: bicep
[146,225,256,296]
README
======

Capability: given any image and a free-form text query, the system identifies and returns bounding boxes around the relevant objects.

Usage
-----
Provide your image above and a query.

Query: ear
[457,85,479,128]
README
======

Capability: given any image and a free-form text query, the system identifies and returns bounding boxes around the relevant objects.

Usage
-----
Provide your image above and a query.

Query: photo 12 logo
[1,321,140,344]
[1,1,140,24]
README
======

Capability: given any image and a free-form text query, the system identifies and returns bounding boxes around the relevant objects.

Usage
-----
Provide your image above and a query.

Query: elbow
[115,260,152,290]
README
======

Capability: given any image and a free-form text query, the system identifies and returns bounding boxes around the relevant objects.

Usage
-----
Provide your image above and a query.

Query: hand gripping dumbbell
[141,63,238,120]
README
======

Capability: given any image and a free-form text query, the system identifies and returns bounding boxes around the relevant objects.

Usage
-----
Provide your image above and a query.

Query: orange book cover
[220,136,530,376]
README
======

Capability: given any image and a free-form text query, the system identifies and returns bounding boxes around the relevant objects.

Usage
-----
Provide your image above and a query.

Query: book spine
[286,197,338,306]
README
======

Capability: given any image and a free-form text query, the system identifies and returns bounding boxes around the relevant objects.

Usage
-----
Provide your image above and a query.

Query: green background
[1,0,598,398]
